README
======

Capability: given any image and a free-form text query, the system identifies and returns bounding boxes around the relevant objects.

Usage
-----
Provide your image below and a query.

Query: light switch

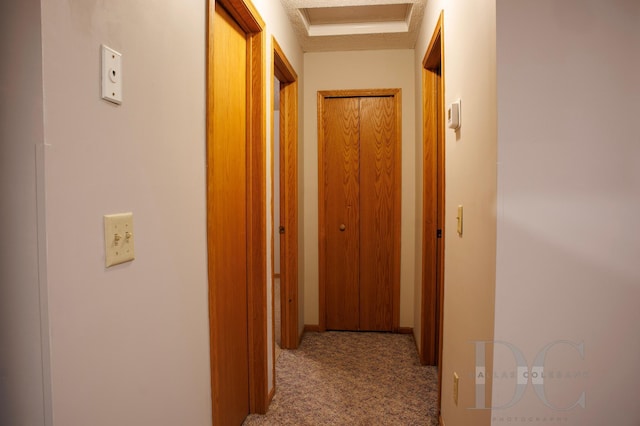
[457,205,463,236]
[104,212,135,267]
[448,99,461,130]
[101,45,122,104]
[453,372,460,406]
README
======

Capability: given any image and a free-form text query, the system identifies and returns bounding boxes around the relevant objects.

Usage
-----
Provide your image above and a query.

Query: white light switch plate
[104,212,135,267]
[101,45,122,104]
[447,99,461,130]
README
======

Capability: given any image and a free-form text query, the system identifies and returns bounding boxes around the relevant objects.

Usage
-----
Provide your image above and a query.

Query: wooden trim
[317,92,327,332]
[423,15,443,70]
[421,69,438,365]
[421,8,445,420]
[303,324,320,332]
[217,0,264,32]
[435,13,446,383]
[273,38,298,81]
[272,37,299,352]
[392,90,402,332]
[397,327,414,335]
[246,24,267,415]
[317,88,402,333]
[268,386,275,405]
[319,88,399,98]
[269,42,276,406]
[207,0,268,417]
[281,80,299,349]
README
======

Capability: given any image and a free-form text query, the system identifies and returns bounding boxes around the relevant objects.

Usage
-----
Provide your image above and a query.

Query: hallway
[244,332,438,425]
[4,0,640,425]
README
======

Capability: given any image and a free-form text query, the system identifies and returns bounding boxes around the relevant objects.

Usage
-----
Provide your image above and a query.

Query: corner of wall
[0,1,51,424]
[414,1,498,425]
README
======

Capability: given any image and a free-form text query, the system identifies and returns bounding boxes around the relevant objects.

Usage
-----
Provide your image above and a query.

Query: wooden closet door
[359,97,396,331]
[320,92,399,332]
[323,97,361,331]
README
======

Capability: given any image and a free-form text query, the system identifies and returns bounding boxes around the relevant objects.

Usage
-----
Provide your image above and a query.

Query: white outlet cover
[101,45,122,104]
[104,212,135,267]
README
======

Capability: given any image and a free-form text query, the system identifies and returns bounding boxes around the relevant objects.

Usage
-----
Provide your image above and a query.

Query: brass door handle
[339,224,346,231]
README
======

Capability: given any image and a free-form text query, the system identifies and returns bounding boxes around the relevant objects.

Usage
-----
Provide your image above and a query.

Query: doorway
[420,10,445,404]
[272,38,299,353]
[317,89,402,332]
[206,0,267,422]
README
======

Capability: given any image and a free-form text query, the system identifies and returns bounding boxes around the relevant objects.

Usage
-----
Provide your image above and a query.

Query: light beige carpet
[244,331,439,426]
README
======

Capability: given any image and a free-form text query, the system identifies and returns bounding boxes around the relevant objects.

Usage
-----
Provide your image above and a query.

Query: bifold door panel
[320,93,400,332]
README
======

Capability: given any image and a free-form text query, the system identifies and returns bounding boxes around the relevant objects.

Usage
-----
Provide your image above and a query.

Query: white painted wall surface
[40,1,211,424]
[414,1,497,425]
[303,49,417,328]
[0,1,306,422]
[0,0,51,424]
[494,1,640,424]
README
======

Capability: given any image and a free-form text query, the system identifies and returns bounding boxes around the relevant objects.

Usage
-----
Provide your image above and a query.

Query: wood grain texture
[359,96,395,331]
[421,70,439,366]
[318,89,401,333]
[208,0,267,420]
[420,13,445,414]
[208,5,249,424]
[317,93,327,332]
[218,0,264,33]
[273,38,298,81]
[280,80,299,349]
[392,91,402,332]
[273,38,299,351]
[246,26,268,415]
[323,97,361,331]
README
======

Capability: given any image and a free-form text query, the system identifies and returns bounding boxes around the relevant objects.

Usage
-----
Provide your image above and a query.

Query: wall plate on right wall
[447,99,461,130]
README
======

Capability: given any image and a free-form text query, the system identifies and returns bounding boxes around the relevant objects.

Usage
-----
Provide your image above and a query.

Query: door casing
[206,0,268,417]
[420,10,445,412]
[271,37,299,355]
[317,89,402,333]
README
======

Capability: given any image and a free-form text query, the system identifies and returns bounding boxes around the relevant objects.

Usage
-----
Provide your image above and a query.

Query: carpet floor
[243,331,439,426]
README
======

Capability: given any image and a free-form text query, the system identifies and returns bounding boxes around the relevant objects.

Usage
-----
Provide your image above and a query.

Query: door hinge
[437,229,442,238]
[279,226,285,234]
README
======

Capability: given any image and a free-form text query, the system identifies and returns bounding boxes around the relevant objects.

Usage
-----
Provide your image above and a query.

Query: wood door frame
[317,88,402,332]
[206,0,268,416]
[271,37,299,356]
[420,10,445,403]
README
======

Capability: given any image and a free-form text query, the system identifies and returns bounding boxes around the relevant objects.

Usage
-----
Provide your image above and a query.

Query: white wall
[494,1,640,424]
[2,1,305,423]
[414,1,497,425]
[0,0,303,426]
[303,49,417,328]
[40,1,211,424]
[0,0,52,424]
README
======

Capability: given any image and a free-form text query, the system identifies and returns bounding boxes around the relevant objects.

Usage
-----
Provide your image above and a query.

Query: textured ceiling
[280,0,427,52]
[303,4,410,25]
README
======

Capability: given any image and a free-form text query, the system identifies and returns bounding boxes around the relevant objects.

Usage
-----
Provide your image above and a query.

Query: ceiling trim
[305,21,410,37]
[281,0,427,52]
